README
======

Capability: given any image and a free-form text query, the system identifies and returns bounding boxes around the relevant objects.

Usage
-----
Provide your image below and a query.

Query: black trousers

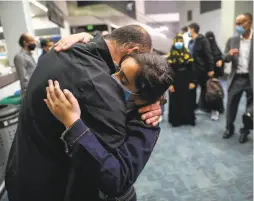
[194,70,209,111]
[226,74,253,129]
[209,98,224,113]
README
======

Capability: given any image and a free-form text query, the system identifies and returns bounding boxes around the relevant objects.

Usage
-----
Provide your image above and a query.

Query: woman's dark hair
[120,53,172,104]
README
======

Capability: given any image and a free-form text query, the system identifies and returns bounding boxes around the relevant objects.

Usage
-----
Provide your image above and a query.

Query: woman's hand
[44,80,81,128]
[216,60,223,67]
[189,83,196,89]
[54,33,94,52]
[169,85,175,93]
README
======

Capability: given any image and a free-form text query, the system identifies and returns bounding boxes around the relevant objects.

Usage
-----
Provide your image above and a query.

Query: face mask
[236,25,247,35]
[188,31,191,37]
[111,74,133,101]
[28,43,36,51]
[174,42,184,50]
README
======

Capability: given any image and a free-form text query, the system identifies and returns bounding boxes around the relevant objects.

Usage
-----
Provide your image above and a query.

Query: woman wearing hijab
[168,34,196,127]
[205,31,224,120]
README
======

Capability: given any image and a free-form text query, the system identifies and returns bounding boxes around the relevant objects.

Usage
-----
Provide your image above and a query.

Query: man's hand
[207,71,214,78]
[229,48,239,56]
[189,83,196,89]
[138,101,162,126]
[54,33,94,52]
[216,60,223,67]
[169,85,175,93]
[44,80,81,128]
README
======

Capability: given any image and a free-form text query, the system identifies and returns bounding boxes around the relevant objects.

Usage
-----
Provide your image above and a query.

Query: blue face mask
[236,25,247,35]
[188,31,191,37]
[174,42,184,50]
[111,74,133,101]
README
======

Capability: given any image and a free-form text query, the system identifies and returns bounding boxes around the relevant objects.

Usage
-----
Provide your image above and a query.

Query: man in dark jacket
[5,25,162,201]
[188,23,214,111]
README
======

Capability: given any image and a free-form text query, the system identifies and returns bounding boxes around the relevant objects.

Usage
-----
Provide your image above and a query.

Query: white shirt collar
[240,29,253,40]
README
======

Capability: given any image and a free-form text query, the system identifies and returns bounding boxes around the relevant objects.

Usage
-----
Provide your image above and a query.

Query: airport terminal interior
[0,1,253,201]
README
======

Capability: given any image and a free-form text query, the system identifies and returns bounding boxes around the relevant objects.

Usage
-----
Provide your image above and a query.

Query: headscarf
[205,31,222,57]
[167,34,194,65]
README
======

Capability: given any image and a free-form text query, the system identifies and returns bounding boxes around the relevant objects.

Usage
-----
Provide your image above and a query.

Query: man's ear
[127,46,140,54]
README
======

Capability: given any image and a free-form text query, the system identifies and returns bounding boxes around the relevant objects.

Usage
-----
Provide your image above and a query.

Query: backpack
[206,78,224,103]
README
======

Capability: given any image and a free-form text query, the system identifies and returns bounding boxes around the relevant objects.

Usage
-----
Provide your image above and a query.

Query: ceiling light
[29,0,48,12]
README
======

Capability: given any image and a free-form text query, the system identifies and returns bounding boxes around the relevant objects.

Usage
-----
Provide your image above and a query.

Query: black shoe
[223,126,234,139]
[239,128,250,143]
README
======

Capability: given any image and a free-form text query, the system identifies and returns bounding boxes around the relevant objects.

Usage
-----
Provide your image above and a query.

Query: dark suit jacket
[224,34,253,90]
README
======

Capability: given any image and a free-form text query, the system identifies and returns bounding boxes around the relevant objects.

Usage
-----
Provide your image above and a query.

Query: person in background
[14,33,37,96]
[168,34,196,127]
[181,26,191,49]
[102,31,109,37]
[39,39,54,58]
[223,13,253,143]
[188,23,214,112]
[205,31,224,120]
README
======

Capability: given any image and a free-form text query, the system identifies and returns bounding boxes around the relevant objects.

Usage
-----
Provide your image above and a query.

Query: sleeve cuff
[60,119,90,154]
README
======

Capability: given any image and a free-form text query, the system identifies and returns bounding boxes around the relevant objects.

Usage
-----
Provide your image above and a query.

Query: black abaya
[168,63,196,126]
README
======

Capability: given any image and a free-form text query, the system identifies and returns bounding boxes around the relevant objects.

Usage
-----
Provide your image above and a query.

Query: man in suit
[223,13,253,143]
[14,33,37,96]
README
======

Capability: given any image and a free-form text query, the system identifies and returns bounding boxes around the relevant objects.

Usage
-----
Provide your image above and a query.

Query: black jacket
[190,34,214,73]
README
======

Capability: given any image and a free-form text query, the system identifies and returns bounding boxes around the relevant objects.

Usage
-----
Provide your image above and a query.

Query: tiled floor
[1,84,253,201]
[135,91,253,201]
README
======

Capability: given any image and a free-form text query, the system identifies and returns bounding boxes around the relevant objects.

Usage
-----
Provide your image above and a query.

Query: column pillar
[0,0,34,67]
[60,20,71,37]
[220,0,236,74]
[220,0,235,50]
[135,0,146,24]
